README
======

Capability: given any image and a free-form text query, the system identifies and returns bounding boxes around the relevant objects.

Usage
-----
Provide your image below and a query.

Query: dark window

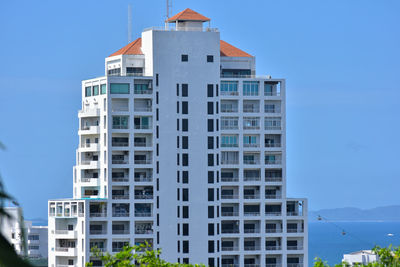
[208,188,214,201]
[208,241,214,253]
[183,258,189,264]
[217,206,219,217]
[181,54,188,62]
[157,178,159,190]
[216,154,219,165]
[183,241,189,253]
[208,136,214,149]
[208,206,214,218]
[156,196,160,208]
[156,126,159,138]
[177,223,180,235]
[177,154,180,165]
[217,188,219,200]
[177,119,179,131]
[177,206,180,217]
[182,153,189,166]
[216,137,219,148]
[208,258,215,267]
[156,92,159,104]
[207,55,214,63]
[208,119,214,132]
[182,136,188,149]
[177,240,180,252]
[217,171,219,183]
[183,206,189,218]
[177,188,180,200]
[156,74,159,86]
[208,223,214,236]
[182,101,188,114]
[208,102,214,114]
[157,161,159,173]
[157,231,160,244]
[157,143,159,156]
[177,171,180,183]
[217,223,219,235]
[156,108,159,121]
[176,84,179,96]
[208,154,214,166]
[182,171,189,184]
[177,136,179,148]
[208,171,214,184]
[182,119,188,131]
[182,84,188,97]
[68,260,74,265]
[216,84,219,96]
[207,84,213,97]
[182,188,189,201]
[216,102,219,114]
[216,119,219,131]
[183,223,189,236]
[157,214,159,226]
[177,102,179,113]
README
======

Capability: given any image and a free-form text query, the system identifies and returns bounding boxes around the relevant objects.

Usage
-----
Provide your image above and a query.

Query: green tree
[86,242,206,267]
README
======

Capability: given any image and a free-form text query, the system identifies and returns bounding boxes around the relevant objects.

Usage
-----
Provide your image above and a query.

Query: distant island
[309,205,400,222]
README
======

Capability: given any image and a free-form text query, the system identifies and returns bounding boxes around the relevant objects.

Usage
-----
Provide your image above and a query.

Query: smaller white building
[342,250,378,266]
[0,207,48,259]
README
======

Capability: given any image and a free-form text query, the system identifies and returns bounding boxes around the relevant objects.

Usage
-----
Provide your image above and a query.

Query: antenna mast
[128,4,132,43]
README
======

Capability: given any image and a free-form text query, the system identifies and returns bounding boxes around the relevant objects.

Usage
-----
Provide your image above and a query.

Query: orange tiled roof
[109,38,143,57]
[109,38,252,58]
[167,8,210,22]
[220,40,252,57]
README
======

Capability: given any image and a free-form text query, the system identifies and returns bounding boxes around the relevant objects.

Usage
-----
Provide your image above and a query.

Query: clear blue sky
[1,0,399,220]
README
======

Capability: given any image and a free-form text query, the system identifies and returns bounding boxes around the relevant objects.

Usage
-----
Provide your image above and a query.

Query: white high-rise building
[48,8,307,267]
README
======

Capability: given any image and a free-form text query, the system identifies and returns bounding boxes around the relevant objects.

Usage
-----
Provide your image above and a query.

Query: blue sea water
[309,222,400,266]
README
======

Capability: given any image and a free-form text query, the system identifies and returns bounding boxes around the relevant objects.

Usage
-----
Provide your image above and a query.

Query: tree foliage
[314,245,400,267]
[86,242,206,267]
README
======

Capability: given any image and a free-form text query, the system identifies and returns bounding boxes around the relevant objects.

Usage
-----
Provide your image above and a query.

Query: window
[243,117,260,129]
[207,102,213,114]
[183,206,189,218]
[220,81,238,95]
[207,55,214,62]
[182,101,188,114]
[28,245,39,250]
[93,85,99,96]
[208,171,214,183]
[177,102,179,113]
[182,153,189,166]
[208,241,214,253]
[182,84,188,97]
[156,74,159,86]
[183,223,189,236]
[134,83,149,94]
[28,235,39,240]
[208,206,214,218]
[100,84,107,94]
[68,259,74,265]
[207,119,214,132]
[182,189,189,201]
[108,68,121,76]
[207,84,213,97]
[243,81,259,96]
[182,241,189,253]
[208,188,214,201]
[221,135,238,147]
[177,84,179,96]
[182,171,188,183]
[182,119,188,131]
[182,136,188,149]
[208,258,215,267]
[112,116,129,129]
[208,136,214,149]
[221,117,239,130]
[265,117,281,130]
[181,54,188,62]
[208,223,214,235]
[110,83,130,94]
[208,154,214,167]
[244,135,258,147]
[85,86,92,97]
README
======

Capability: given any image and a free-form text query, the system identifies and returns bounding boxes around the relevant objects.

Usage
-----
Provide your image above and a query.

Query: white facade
[48,9,307,267]
[0,207,48,259]
[343,250,378,266]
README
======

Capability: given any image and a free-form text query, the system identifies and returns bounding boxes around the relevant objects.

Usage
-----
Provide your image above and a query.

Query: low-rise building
[342,250,378,266]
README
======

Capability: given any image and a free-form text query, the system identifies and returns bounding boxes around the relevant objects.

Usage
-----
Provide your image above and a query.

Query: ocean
[309,221,400,266]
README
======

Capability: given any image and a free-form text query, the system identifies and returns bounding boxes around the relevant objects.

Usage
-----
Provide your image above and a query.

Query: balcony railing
[221,108,238,113]
[221,125,239,130]
[265,193,282,199]
[221,144,239,148]
[222,264,239,267]
[112,177,129,182]
[112,142,129,147]
[244,176,261,182]
[244,212,260,216]
[134,124,151,130]
[135,212,152,217]
[134,159,152,164]
[266,245,282,250]
[134,107,152,112]
[287,211,300,216]
[221,160,239,165]
[266,264,283,267]
[89,212,107,218]
[287,245,303,250]
[221,228,240,234]
[112,160,128,164]
[265,143,281,148]
[135,228,154,234]
[112,194,129,200]
[81,177,98,183]
[266,229,283,233]
[134,141,152,147]
[112,212,129,217]
[244,194,260,199]
[265,177,282,182]
[244,159,259,165]
[244,264,260,267]
[221,246,239,251]
[244,143,259,148]
[265,159,282,165]
[221,211,239,216]
[112,125,129,130]
[220,91,239,96]
[244,228,260,234]
[243,107,259,113]
[265,212,281,216]
[287,228,304,233]
[90,230,107,235]
[287,264,303,267]
[221,177,239,182]
[134,176,153,182]
[134,194,153,200]
[265,125,281,130]
[244,245,261,251]
[265,107,281,113]
[112,230,130,235]
[134,89,153,95]
[221,194,239,199]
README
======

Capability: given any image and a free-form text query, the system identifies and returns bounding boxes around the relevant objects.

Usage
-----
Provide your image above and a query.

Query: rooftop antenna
[128,4,132,43]
[165,0,172,28]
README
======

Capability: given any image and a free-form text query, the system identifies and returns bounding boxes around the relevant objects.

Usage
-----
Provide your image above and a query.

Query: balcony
[79,125,100,135]
[266,228,283,234]
[221,159,239,165]
[80,142,100,151]
[134,124,151,130]
[135,212,152,217]
[134,89,152,95]
[221,211,239,217]
[265,177,282,183]
[134,189,153,200]
[134,106,152,112]
[90,229,107,235]
[221,176,239,182]
[287,245,304,250]
[135,223,153,235]
[243,106,259,113]
[287,228,304,233]
[221,194,239,200]
[265,193,282,199]
[221,246,239,251]
[244,193,260,200]
[112,229,130,235]
[134,159,152,165]
[89,212,107,218]
[221,228,240,234]
[266,245,282,251]
[112,177,129,182]
[78,108,100,117]
[134,176,153,182]
[112,141,129,147]
[112,212,129,217]
[112,194,129,200]
[244,245,261,251]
